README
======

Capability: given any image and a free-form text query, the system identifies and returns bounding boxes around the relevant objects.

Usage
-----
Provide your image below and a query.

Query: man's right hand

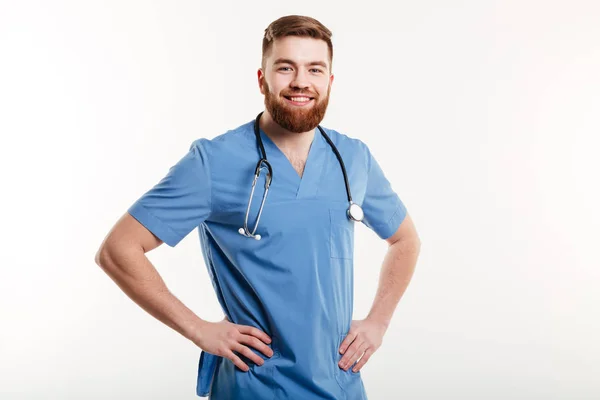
[193,317,274,372]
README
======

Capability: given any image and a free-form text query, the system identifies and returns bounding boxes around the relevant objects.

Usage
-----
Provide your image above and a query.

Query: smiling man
[95,15,421,400]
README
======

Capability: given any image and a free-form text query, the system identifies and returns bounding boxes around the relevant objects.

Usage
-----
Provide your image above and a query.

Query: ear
[329,73,334,87]
[258,69,265,95]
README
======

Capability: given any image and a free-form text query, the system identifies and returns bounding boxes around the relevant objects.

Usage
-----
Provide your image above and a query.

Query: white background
[1,1,599,399]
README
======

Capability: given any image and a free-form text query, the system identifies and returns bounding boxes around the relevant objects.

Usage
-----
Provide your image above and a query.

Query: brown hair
[262,15,333,72]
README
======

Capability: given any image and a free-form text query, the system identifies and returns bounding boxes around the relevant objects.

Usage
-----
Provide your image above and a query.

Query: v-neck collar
[257,124,327,199]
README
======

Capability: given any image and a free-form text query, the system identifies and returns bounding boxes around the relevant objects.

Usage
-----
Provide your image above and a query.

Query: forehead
[267,36,329,67]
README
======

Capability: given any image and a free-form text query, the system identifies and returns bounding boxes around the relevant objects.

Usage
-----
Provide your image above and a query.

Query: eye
[278,67,292,71]
[310,68,323,74]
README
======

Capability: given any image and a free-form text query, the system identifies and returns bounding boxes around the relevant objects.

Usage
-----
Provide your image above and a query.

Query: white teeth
[290,97,311,102]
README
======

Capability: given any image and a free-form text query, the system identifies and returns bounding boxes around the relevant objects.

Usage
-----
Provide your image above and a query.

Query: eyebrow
[273,58,328,69]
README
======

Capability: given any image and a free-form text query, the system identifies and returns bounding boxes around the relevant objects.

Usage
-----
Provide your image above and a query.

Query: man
[95,15,420,400]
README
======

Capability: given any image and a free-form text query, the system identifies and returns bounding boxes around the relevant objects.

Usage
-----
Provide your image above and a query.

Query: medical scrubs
[127,117,407,399]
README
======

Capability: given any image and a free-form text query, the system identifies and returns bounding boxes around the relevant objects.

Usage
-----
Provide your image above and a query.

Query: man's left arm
[338,213,421,372]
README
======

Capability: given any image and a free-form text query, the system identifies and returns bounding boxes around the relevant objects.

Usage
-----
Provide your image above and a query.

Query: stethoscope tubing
[240,111,362,240]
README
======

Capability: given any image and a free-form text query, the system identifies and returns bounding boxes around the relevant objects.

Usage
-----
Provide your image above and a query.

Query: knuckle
[226,329,238,339]
[241,346,252,357]
[251,328,262,338]
[216,346,228,357]
[224,339,237,350]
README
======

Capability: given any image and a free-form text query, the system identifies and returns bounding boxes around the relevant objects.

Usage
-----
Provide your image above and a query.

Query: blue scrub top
[127,117,407,400]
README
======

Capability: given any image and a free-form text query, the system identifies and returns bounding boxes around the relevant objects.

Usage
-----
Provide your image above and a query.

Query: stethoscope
[238,111,364,240]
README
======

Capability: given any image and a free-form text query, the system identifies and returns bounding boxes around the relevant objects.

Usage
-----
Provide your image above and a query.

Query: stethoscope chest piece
[347,202,364,222]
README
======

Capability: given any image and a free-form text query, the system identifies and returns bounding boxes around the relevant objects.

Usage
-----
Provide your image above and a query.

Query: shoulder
[183,119,260,185]
[318,125,371,167]
[188,119,255,160]
[319,125,370,152]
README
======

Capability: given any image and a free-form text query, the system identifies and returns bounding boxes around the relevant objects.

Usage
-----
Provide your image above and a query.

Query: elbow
[95,244,109,269]
[94,242,125,278]
[95,236,118,270]
[94,234,143,272]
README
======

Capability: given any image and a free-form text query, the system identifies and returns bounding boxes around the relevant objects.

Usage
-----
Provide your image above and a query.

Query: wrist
[185,318,209,346]
[366,314,390,331]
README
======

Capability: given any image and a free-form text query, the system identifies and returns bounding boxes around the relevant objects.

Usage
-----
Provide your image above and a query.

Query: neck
[259,110,316,153]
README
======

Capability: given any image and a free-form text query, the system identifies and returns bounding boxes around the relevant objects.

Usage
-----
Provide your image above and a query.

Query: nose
[290,68,310,90]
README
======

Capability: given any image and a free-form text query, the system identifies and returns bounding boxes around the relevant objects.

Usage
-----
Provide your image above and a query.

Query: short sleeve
[127,139,212,247]
[360,143,407,240]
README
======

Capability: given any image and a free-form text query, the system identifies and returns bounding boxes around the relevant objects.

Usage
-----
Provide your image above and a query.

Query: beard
[263,80,331,133]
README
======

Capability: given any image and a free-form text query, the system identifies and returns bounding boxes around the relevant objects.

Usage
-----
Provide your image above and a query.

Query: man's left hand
[338,318,388,372]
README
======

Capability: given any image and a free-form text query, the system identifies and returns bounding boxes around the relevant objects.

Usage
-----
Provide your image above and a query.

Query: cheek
[316,81,331,96]
[272,76,294,92]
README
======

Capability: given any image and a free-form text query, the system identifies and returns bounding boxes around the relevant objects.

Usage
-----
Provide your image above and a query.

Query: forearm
[96,244,206,344]
[366,239,420,328]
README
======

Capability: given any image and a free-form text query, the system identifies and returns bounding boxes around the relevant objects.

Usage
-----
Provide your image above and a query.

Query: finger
[352,348,373,372]
[239,334,274,358]
[339,339,363,369]
[238,325,272,344]
[339,332,358,355]
[233,343,265,366]
[345,343,368,370]
[225,349,250,372]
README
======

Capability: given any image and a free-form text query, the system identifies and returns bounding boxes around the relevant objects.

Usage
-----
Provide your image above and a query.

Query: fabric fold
[196,351,220,397]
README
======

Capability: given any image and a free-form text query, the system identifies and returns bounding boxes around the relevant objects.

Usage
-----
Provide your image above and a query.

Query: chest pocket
[329,206,354,259]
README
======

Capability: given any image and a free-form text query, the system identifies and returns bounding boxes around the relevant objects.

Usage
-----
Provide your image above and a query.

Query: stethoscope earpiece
[238,227,262,240]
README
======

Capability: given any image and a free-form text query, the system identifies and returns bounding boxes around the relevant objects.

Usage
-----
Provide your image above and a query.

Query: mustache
[282,91,317,98]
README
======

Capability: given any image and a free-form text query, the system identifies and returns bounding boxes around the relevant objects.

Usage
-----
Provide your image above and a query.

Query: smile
[283,96,314,106]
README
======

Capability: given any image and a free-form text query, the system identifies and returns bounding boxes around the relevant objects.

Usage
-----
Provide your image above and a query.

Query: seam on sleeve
[386,205,402,226]
[190,139,214,218]
[361,140,374,194]
[128,203,183,247]
[370,206,398,239]
[381,203,407,240]
[363,140,372,179]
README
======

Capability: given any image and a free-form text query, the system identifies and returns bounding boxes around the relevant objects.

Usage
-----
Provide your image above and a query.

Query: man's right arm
[94,212,205,344]
[94,212,274,371]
